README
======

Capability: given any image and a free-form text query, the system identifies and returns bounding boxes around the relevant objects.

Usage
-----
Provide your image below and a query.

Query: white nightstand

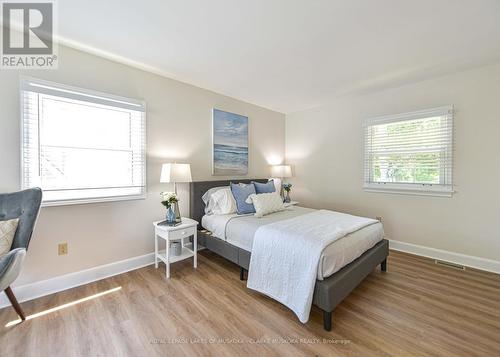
[284,201,299,208]
[153,218,198,278]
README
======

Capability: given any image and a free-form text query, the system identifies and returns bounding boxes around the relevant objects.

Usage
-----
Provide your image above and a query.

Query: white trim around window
[20,77,147,206]
[363,106,454,197]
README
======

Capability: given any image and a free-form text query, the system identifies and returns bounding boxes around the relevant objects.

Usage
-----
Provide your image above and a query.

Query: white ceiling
[58,0,500,113]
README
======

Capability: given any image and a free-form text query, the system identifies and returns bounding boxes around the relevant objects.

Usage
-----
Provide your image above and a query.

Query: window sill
[41,194,147,207]
[363,184,453,197]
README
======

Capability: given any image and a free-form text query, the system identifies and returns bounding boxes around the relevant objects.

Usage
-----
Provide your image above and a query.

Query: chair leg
[323,310,332,331]
[381,259,387,272]
[4,287,26,321]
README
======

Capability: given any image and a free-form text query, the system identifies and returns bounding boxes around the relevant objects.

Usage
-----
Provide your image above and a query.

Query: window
[21,78,146,206]
[364,106,453,197]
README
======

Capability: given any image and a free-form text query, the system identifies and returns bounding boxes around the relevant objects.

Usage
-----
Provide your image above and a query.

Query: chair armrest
[0,248,26,291]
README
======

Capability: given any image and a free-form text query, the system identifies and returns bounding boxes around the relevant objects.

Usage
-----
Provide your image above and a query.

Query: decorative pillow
[230,182,256,214]
[252,180,276,194]
[246,192,285,218]
[0,218,19,256]
[202,186,227,214]
[210,187,237,215]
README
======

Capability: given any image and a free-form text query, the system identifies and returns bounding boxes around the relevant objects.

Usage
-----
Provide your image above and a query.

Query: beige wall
[286,63,500,262]
[0,46,285,285]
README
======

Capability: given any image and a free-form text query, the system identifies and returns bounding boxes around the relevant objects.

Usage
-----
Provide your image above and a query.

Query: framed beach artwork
[212,108,248,175]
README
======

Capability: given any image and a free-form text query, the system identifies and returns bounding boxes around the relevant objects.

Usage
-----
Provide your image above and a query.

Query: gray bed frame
[189,179,389,331]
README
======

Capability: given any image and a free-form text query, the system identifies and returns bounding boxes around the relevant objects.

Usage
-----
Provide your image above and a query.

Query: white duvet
[247,209,377,323]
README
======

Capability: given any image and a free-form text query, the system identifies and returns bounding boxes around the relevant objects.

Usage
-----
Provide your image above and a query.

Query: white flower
[160,191,178,202]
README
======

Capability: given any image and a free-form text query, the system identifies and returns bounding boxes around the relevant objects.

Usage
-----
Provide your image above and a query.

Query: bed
[190,179,389,331]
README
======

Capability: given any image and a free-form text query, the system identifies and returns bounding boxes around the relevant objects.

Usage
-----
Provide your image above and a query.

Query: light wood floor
[1,250,499,357]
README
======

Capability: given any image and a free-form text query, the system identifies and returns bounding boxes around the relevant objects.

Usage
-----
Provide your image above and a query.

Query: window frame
[363,106,454,197]
[20,77,147,207]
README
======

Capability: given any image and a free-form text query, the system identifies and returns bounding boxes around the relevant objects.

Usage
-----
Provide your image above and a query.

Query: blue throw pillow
[252,180,276,194]
[230,183,256,214]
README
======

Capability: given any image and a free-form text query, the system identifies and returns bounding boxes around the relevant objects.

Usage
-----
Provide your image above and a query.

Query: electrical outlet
[58,242,68,255]
[376,216,382,222]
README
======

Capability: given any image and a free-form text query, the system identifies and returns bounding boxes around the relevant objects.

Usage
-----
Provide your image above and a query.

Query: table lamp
[270,165,292,199]
[160,163,192,223]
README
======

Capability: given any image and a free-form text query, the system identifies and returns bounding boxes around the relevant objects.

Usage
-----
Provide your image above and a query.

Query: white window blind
[363,106,453,197]
[21,78,146,206]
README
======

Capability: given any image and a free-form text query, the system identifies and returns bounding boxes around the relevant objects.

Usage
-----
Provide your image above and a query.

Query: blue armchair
[0,188,42,320]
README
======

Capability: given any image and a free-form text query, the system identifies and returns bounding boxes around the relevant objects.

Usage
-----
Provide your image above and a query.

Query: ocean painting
[213,109,248,175]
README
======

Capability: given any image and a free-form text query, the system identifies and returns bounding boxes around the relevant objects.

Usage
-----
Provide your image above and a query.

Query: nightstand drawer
[168,226,196,240]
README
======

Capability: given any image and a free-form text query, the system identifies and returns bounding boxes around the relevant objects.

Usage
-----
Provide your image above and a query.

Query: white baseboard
[389,240,500,274]
[0,252,155,309]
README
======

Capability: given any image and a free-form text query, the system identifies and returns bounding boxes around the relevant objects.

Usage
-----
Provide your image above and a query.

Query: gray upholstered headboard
[189,179,269,229]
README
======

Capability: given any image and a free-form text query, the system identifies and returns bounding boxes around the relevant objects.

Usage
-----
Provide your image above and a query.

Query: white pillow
[246,192,285,218]
[202,186,227,214]
[210,187,237,215]
[0,218,19,256]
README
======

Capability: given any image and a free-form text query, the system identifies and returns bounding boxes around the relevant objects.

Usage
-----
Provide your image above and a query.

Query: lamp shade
[270,165,292,178]
[160,163,192,183]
